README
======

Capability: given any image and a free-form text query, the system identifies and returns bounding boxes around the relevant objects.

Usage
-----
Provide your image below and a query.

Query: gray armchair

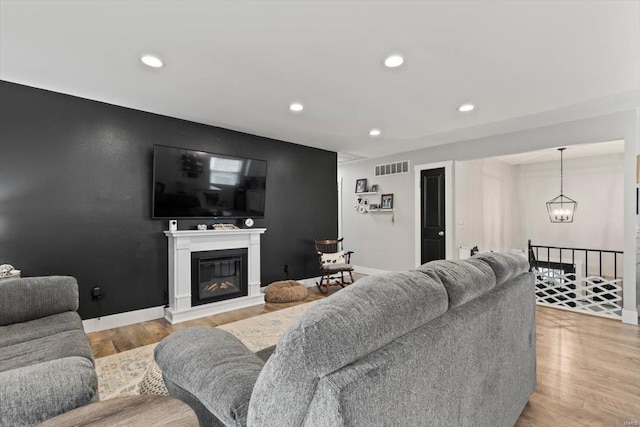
[0,276,98,426]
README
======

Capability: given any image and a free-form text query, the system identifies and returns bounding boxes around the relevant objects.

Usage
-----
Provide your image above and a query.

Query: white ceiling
[1,1,638,159]
[494,140,624,165]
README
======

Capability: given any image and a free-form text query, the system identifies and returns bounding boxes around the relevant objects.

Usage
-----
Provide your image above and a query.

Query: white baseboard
[82,306,165,333]
[621,308,639,325]
[83,267,392,332]
[353,265,391,276]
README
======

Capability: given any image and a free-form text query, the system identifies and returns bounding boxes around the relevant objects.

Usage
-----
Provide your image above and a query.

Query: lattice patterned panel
[534,269,622,319]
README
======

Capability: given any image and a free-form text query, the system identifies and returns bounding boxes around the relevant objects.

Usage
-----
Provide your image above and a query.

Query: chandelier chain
[560,148,563,195]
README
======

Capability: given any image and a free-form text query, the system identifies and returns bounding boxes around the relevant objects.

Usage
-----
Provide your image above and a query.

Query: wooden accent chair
[314,238,354,294]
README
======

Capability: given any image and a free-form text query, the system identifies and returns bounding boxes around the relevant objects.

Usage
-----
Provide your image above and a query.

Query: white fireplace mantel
[164,228,266,324]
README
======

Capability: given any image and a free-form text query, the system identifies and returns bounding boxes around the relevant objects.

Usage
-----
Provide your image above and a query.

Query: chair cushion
[320,251,345,266]
[0,357,98,427]
[321,263,353,273]
[0,329,95,373]
[0,311,83,349]
[0,276,78,326]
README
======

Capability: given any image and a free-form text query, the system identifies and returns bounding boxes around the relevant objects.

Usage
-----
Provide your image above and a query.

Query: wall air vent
[374,160,409,177]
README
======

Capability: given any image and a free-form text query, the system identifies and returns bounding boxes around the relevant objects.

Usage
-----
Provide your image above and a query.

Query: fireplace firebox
[191,248,248,306]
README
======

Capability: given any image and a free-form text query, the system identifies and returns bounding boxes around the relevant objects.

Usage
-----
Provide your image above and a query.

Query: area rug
[95,301,317,400]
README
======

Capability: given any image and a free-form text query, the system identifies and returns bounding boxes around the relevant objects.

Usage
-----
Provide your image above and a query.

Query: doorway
[414,161,454,267]
[420,168,446,263]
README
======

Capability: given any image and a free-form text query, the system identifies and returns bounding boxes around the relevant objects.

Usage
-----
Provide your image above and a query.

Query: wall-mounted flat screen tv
[153,145,267,219]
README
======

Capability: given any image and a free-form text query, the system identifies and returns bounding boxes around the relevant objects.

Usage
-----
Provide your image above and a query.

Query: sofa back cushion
[417,253,530,310]
[247,270,448,427]
[417,258,496,309]
[472,252,530,285]
[0,276,79,326]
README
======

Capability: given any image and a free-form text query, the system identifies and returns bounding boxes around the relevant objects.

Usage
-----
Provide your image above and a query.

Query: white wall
[455,158,514,253]
[338,109,638,324]
[511,153,624,253]
[341,170,415,272]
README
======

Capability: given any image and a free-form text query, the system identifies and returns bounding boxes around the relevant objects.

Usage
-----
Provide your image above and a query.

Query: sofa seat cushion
[0,311,83,349]
[0,329,94,373]
[0,356,98,426]
[418,259,496,309]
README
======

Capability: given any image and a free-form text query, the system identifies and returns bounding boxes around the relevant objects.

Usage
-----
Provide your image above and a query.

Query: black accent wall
[0,81,337,319]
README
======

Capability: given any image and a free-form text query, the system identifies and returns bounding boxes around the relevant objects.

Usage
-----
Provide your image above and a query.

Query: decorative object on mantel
[0,264,20,279]
[371,184,378,192]
[196,224,207,230]
[546,148,577,223]
[355,178,367,193]
[169,220,177,231]
[212,223,239,230]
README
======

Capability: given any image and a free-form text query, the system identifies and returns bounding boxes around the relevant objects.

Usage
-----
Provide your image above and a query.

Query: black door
[420,168,446,264]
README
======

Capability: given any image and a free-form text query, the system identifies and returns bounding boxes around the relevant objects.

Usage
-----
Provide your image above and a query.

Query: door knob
[438,231,444,237]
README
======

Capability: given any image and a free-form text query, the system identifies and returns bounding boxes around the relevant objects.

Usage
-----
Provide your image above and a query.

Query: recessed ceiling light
[384,55,404,68]
[458,104,475,112]
[369,129,381,137]
[289,102,304,112]
[141,55,164,68]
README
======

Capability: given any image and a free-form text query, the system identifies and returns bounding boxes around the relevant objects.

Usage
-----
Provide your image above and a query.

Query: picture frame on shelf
[381,193,394,209]
[355,178,367,193]
[371,184,378,192]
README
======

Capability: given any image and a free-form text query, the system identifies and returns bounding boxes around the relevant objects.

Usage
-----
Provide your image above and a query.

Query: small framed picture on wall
[371,184,378,192]
[355,178,368,193]
[381,194,394,209]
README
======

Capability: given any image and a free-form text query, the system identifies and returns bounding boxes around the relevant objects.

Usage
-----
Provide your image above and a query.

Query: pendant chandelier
[546,147,577,223]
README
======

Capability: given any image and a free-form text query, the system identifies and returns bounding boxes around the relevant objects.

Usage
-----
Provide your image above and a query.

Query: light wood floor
[516,307,640,427]
[88,286,329,358]
[89,292,640,426]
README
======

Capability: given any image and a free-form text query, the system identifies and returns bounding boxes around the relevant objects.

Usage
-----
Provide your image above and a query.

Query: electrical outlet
[92,286,104,301]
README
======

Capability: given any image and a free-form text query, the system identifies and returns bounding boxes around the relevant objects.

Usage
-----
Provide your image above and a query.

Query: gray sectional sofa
[0,276,98,426]
[155,253,536,427]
